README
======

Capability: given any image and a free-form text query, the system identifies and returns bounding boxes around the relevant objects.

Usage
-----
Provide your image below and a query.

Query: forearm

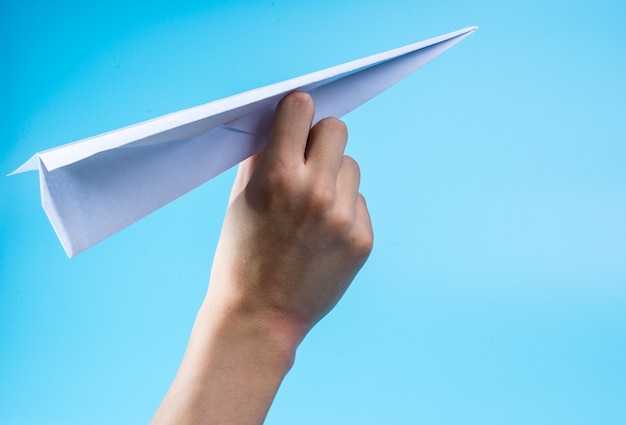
[151,294,296,425]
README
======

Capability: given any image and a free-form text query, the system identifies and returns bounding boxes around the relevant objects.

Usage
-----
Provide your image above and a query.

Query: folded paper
[12,26,477,257]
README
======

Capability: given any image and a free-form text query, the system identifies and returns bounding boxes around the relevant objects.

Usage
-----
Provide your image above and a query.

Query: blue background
[1,1,625,423]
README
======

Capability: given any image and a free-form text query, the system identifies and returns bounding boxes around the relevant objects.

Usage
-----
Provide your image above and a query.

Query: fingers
[306,117,348,179]
[259,91,348,181]
[353,194,374,259]
[335,156,360,210]
[261,91,315,169]
[243,91,369,256]
[334,156,373,260]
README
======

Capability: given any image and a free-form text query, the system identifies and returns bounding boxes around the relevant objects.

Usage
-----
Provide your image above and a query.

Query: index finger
[261,91,315,169]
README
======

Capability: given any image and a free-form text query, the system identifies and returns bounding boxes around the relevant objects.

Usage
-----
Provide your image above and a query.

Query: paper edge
[10,26,478,175]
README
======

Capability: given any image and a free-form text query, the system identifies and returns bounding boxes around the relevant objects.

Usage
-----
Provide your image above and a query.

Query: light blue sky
[2,1,625,424]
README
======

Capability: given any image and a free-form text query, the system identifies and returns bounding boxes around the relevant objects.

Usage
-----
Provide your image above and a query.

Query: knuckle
[256,166,298,197]
[307,182,335,214]
[328,209,353,236]
[264,168,289,190]
[351,228,374,259]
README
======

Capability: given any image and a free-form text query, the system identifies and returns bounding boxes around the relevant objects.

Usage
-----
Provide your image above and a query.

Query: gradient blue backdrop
[1,1,625,424]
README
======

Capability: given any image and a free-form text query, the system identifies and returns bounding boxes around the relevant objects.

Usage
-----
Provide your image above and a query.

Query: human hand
[152,91,373,425]
[207,90,373,349]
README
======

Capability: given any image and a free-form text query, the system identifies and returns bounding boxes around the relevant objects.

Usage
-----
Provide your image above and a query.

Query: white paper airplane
[12,26,477,257]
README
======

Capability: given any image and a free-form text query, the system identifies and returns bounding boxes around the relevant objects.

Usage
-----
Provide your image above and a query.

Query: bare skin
[151,91,373,425]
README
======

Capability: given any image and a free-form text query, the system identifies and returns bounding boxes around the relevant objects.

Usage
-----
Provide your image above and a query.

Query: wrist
[194,296,297,419]
[197,294,299,376]
[203,270,315,356]
[152,295,298,425]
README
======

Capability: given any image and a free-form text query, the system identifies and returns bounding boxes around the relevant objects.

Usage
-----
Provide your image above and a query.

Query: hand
[208,90,373,347]
[152,91,373,425]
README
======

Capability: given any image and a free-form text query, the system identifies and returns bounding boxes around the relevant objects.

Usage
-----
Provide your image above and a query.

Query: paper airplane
[12,26,477,257]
